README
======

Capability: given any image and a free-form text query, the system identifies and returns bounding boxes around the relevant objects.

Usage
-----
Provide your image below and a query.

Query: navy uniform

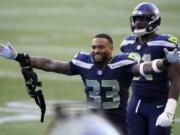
[120,34,179,135]
[120,2,180,135]
[69,52,137,135]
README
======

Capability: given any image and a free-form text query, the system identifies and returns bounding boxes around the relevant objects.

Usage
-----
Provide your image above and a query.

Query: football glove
[164,48,180,64]
[155,111,174,127]
[0,42,18,60]
[156,98,177,127]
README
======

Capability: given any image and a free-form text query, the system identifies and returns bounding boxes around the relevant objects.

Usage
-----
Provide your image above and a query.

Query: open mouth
[93,54,103,62]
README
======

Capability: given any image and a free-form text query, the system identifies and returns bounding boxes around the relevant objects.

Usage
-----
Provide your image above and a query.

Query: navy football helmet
[130,2,161,36]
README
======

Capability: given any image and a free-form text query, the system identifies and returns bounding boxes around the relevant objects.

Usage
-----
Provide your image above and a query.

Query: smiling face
[91,37,113,66]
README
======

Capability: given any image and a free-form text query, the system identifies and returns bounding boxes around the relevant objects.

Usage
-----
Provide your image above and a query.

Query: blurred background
[0,0,180,135]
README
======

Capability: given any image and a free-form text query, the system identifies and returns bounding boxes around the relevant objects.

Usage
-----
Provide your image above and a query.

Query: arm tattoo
[30,56,72,75]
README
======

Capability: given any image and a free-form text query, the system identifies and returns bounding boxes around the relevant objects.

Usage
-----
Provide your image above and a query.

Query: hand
[156,111,174,127]
[0,42,18,59]
[164,48,180,64]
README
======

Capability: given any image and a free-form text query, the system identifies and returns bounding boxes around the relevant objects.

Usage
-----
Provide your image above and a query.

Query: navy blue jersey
[120,34,179,100]
[69,52,137,110]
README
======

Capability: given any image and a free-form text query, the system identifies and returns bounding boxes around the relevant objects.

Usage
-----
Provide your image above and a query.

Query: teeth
[94,55,101,59]
[94,55,102,62]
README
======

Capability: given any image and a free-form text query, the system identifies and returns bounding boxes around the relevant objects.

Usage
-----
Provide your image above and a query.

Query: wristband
[165,98,177,115]
[152,59,163,73]
[15,53,25,63]
[139,62,147,76]
[15,53,31,67]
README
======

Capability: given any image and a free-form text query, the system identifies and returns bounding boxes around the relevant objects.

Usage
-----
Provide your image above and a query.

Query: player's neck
[138,32,156,44]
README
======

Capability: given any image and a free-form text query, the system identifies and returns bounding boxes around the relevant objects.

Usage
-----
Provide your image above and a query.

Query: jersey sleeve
[68,52,81,75]
[116,53,138,76]
[126,53,138,75]
[69,52,92,75]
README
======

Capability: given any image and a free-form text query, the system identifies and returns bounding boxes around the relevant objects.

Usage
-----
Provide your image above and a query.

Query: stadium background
[0,0,179,134]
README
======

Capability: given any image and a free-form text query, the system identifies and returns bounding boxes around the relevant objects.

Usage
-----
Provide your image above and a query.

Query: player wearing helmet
[120,2,180,135]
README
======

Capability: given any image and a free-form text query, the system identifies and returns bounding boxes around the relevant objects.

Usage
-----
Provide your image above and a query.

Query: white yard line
[0,100,86,124]
[0,100,180,124]
[0,114,40,124]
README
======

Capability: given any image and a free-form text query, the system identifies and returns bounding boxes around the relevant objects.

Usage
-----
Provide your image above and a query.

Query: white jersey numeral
[86,79,120,109]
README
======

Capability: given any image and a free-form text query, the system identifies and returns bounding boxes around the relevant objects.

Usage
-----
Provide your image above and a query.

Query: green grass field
[0,0,180,134]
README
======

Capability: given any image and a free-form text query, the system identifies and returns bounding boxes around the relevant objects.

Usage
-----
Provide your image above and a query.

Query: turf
[0,0,180,134]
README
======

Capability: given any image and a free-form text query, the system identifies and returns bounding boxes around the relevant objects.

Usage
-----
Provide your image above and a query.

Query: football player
[0,33,179,135]
[120,2,180,135]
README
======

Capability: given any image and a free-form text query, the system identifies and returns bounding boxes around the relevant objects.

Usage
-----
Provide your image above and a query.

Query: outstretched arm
[132,59,166,76]
[132,48,180,76]
[29,56,72,75]
[0,43,72,75]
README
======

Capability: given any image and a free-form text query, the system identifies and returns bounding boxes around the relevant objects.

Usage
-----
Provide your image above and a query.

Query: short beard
[92,53,109,66]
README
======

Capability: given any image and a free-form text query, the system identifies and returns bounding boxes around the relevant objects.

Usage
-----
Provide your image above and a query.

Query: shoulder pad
[121,35,136,45]
[168,36,178,44]
[120,35,136,51]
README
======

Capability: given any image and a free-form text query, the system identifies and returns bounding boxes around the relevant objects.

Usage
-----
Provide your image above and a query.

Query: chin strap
[16,53,46,122]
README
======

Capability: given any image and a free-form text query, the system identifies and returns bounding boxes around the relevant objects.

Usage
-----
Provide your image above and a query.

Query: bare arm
[167,62,180,100]
[132,59,166,76]
[155,62,180,127]
[30,56,72,75]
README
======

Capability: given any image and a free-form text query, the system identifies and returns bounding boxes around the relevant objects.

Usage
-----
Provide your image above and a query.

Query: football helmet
[130,2,161,36]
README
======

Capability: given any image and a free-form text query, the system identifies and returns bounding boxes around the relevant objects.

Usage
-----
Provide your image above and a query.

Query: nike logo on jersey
[156,105,164,109]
